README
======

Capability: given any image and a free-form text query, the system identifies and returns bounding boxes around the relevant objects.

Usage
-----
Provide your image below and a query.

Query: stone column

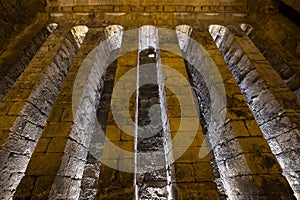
[168,25,220,199]
[185,25,296,199]
[95,25,136,199]
[209,24,299,199]
[0,22,77,200]
[11,25,92,199]
[46,26,110,199]
[134,25,170,199]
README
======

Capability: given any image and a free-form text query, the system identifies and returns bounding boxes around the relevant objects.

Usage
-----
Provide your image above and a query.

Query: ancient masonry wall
[240,23,300,99]
[0,23,58,101]
[0,12,299,199]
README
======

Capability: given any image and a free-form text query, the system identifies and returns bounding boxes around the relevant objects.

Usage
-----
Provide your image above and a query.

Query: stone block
[0,102,13,115]
[217,154,250,178]
[47,107,64,122]
[238,137,271,154]
[174,163,194,182]
[214,139,242,162]
[193,162,214,182]
[277,150,300,171]
[4,88,32,102]
[14,176,36,199]
[35,138,50,153]
[245,120,262,136]
[253,174,295,197]
[260,115,294,139]
[120,5,132,12]
[175,146,210,163]
[145,5,157,12]
[47,137,68,153]
[245,152,282,174]
[48,176,72,199]
[164,6,175,12]
[57,155,85,179]
[21,103,47,126]
[32,176,54,199]
[276,129,300,152]
[43,122,72,137]
[2,135,36,156]
[26,152,62,175]
[0,116,16,130]
[8,102,25,115]
[177,183,199,199]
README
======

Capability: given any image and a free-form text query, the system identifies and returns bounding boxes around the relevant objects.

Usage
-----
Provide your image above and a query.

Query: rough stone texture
[249,11,300,60]
[46,0,248,13]
[0,23,58,102]
[0,2,299,199]
[80,46,119,199]
[209,24,299,198]
[11,25,90,199]
[0,1,46,55]
[187,25,295,199]
[136,40,169,199]
[0,23,82,199]
[97,46,136,200]
[46,28,102,199]
[240,21,300,100]
[161,42,220,199]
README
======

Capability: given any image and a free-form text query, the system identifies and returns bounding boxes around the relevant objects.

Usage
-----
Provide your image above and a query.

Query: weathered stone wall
[46,0,248,13]
[13,27,100,199]
[0,0,46,55]
[184,25,295,199]
[240,23,300,99]
[280,0,300,14]
[249,12,300,60]
[0,9,299,200]
[0,23,58,102]
[162,28,220,198]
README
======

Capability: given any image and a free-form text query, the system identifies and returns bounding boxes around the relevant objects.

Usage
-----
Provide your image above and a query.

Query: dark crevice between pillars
[279,1,300,27]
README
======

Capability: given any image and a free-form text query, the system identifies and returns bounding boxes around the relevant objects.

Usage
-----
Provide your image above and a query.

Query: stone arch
[0,22,58,101]
[209,24,300,199]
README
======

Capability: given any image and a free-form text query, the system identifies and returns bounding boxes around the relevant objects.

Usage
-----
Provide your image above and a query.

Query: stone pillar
[166,25,220,199]
[185,25,296,199]
[134,25,170,199]
[11,25,93,199]
[209,24,299,199]
[0,22,77,199]
[45,27,109,199]
[95,25,136,199]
